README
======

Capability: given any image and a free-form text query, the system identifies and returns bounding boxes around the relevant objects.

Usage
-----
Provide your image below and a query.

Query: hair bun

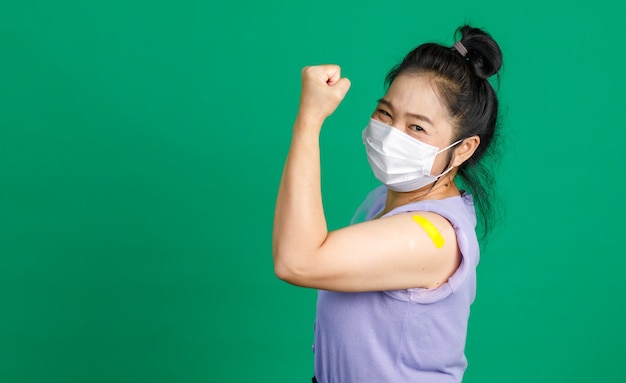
[456,25,502,80]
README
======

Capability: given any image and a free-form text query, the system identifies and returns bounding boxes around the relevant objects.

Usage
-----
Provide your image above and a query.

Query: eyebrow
[377,98,434,126]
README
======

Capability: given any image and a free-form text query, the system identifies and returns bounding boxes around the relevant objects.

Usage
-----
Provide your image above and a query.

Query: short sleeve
[381,194,479,304]
[350,186,387,225]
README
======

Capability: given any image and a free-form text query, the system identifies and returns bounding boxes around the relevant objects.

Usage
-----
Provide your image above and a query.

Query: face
[372,73,457,176]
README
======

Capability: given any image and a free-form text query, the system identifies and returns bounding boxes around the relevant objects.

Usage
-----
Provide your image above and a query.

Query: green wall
[1,0,624,381]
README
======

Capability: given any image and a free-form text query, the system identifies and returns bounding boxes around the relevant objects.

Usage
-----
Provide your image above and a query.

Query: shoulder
[385,194,477,230]
[380,210,459,253]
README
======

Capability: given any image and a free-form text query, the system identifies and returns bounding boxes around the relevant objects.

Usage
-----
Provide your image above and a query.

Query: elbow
[273,252,308,286]
[273,258,298,284]
[273,262,292,282]
[272,244,293,282]
[272,245,287,281]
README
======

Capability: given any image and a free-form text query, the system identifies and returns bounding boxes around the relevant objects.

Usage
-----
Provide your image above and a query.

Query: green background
[1,0,624,382]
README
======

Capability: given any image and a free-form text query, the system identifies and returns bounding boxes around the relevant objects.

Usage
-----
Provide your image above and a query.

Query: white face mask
[362,118,461,192]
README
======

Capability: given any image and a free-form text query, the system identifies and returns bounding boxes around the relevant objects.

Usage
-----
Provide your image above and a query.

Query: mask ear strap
[438,138,464,154]
[434,139,465,178]
[435,164,456,179]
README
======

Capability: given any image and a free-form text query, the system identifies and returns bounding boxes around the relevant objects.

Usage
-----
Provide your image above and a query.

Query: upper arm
[275,211,462,292]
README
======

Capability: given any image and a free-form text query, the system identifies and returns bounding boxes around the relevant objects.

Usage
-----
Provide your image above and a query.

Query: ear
[452,135,480,168]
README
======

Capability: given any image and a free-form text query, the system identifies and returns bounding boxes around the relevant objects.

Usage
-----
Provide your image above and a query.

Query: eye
[374,109,393,124]
[409,124,424,132]
[376,109,392,119]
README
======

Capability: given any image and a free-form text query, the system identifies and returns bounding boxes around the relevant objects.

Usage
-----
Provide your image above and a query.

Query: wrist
[294,112,325,133]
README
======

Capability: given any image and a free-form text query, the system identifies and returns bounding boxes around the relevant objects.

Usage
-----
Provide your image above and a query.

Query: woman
[273,25,503,382]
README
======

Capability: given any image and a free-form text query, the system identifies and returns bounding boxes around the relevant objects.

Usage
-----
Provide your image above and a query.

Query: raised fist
[298,65,351,125]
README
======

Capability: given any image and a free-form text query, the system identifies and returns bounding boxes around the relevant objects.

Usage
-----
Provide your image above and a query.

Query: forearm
[272,116,327,275]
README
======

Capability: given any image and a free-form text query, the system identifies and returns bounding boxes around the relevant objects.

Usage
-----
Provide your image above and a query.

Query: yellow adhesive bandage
[412,215,445,249]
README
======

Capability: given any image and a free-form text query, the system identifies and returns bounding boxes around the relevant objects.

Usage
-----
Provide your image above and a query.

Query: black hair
[385,25,503,237]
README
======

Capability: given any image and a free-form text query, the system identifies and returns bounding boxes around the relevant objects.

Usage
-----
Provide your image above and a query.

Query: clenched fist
[297,65,351,126]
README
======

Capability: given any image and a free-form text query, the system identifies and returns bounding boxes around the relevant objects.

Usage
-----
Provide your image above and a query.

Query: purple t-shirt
[313,186,480,382]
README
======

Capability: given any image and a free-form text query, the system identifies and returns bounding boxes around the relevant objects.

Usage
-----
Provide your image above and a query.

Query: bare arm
[272,65,460,292]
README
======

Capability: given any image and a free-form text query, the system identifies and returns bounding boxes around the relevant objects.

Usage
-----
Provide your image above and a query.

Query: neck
[377,174,461,218]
